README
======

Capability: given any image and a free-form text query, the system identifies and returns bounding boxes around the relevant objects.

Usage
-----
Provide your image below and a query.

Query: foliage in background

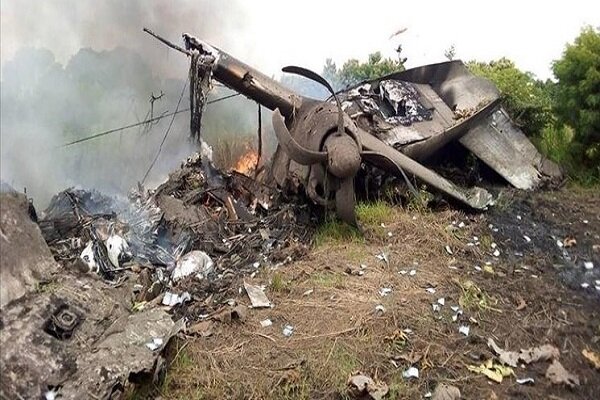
[467,58,553,137]
[281,50,406,97]
[552,26,600,171]
[334,51,406,88]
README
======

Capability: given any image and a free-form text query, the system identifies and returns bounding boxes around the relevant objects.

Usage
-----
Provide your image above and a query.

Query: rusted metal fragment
[460,105,562,189]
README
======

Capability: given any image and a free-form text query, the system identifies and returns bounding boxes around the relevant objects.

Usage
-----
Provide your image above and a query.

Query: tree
[467,58,553,136]
[552,26,600,167]
[334,51,406,89]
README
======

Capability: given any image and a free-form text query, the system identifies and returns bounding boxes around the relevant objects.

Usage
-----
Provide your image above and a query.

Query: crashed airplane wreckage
[149,30,561,225]
[0,31,563,400]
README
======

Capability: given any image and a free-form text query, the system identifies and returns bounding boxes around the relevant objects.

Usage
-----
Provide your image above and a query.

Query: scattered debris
[431,383,461,400]
[162,291,191,306]
[402,366,420,379]
[445,245,453,255]
[303,289,314,296]
[519,344,560,364]
[1,193,186,398]
[145,337,164,351]
[260,319,273,328]
[106,233,130,267]
[188,320,213,337]
[515,295,527,311]
[582,349,600,370]
[545,360,580,388]
[516,377,535,385]
[172,250,214,282]
[244,282,272,308]
[212,304,247,323]
[282,324,294,337]
[379,287,393,297]
[376,250,390,266]
[584,261,594,270]
[459,325,470,336]
[487,338,560,367]
[375,304,386,314]
[467,359,514,383]
[347,372,389,400]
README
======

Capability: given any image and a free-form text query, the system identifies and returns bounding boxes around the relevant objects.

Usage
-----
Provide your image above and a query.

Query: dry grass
[128,205,480,399]
[125,189,600,400]
[212,134,256,170]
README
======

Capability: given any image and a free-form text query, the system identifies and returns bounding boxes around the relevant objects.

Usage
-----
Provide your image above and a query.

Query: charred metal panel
[460,105,561,189]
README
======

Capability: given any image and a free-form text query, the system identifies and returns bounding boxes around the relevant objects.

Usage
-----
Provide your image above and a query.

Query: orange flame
[233,149,259,175]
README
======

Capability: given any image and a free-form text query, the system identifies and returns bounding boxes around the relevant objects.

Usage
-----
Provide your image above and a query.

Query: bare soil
[128,186,600,400]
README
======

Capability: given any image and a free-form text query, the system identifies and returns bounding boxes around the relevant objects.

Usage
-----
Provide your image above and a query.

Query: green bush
[552,26,600,170]
[467,58,553,136]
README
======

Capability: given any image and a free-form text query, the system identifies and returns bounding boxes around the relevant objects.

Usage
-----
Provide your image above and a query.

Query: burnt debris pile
[39,153,315,308]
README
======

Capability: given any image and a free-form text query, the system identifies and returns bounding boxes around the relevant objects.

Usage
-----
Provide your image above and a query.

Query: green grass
[478,234,494,250]
[493,190,515,211]
[271,272,291,293]
[387,379,411,400]
[314,201,399,246]
[458,280,499,313]
[125,344,201,400]
[314,218,362,246]
[327,346,361,394]
[406,188,434,213]
[35,280,59,294]
[537,124,574,166]
[310,272,346,289]
[536,124,600,186]
[271,374,310,400]
[356,201,396,226]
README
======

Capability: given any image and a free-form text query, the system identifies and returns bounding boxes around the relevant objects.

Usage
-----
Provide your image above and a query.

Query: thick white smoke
[0,0,264,207]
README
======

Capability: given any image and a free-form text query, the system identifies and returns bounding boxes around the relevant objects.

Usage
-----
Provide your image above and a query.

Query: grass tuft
[310,272,346,289]
[271,272,290,293]
[457,280,498,312]
[314,218,362,246]
[356,201,396,226]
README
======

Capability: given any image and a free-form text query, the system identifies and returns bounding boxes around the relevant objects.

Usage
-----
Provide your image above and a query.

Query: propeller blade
[282,65,344,135]
[272,109,327,165]
[335,176,358,227]
[282,66,337,99]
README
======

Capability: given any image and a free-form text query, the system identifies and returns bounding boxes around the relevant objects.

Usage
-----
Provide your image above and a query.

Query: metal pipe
[212,52,307,118]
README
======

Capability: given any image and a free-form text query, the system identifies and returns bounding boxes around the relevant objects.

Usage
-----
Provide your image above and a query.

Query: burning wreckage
[0,31,561,399]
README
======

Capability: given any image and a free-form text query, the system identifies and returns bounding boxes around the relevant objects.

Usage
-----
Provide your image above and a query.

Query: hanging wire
[61,93,242,147]
[140,79,188,184]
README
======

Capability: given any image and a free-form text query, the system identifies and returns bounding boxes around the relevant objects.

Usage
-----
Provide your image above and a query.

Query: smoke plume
[0,1,264,207]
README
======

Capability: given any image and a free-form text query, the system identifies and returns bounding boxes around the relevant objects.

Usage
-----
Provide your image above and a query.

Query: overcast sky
[2,0,599,80]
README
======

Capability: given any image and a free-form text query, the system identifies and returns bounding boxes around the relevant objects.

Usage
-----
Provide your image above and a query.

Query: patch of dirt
[127,187,599,400]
